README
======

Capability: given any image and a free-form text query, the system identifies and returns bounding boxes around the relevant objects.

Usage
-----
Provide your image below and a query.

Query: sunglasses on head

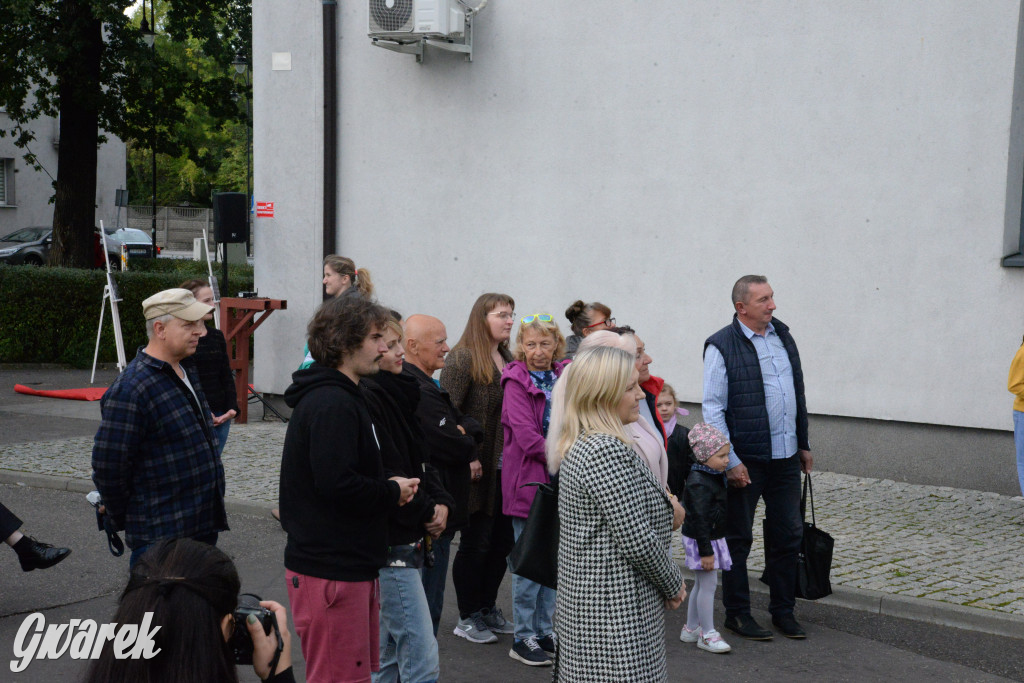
[520,314,553,324]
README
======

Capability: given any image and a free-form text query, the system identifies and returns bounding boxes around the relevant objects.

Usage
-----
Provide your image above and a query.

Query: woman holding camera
[83,537,294,683]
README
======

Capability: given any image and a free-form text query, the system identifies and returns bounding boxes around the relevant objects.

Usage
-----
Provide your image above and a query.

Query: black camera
[230,593,281,666]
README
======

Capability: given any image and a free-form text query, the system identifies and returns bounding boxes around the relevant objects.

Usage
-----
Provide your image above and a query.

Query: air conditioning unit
[368,0,466,41]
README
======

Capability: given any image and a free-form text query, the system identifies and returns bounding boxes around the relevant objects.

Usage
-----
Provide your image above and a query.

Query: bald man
[403,314,484,635]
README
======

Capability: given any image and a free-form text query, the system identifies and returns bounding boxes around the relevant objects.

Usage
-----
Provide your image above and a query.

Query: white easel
[91,220,128,382]
[201,226,221,328]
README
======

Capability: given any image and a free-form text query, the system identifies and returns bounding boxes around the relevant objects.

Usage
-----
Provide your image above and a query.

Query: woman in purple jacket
[500,314,568,667]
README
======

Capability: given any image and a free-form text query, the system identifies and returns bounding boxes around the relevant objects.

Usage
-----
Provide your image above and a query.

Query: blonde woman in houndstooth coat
[552,346,686,682]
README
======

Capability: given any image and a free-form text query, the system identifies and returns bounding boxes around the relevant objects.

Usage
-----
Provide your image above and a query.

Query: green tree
[126,7,252,208]
[0,0,250,267]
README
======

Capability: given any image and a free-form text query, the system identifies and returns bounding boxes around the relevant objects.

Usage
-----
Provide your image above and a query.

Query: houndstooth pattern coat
[554,432,684,682]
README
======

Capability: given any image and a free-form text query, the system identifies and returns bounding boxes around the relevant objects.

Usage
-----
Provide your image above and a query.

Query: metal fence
[126,206,213,252]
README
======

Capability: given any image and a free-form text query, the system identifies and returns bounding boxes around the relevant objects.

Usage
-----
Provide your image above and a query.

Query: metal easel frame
[91,221,128,382]
[201,226,221,329]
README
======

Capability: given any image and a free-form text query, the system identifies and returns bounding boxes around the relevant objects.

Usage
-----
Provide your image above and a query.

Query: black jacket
[402,362,482,532]
[680,468,729,558]
[665,425,693,497]
[279,364,400,581]
[362,371,455,545]
[182,326,238,416]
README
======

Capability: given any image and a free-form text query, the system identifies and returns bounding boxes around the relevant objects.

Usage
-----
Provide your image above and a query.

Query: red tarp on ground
[13,384,107,401]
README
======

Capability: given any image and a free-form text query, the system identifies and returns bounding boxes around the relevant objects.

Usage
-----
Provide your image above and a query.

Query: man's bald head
[403,314,450,374]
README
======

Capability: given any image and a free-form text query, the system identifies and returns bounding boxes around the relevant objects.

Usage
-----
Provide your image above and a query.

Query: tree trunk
[49,0,102,268]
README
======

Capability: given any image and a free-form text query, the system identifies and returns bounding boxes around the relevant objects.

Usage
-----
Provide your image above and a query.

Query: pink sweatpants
[286,570,380,683]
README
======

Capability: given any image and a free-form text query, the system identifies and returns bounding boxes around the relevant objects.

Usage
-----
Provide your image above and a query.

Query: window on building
[0,159,10,205]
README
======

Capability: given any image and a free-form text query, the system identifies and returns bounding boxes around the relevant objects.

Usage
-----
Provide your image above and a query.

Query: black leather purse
[506,480,559,590]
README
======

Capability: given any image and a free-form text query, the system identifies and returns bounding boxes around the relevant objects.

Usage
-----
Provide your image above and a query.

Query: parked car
[107,227,160,258]
[0,226,122,268]
[0,226,52,265]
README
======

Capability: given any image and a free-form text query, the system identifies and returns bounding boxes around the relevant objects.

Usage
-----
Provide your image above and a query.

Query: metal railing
[127,205,212,252]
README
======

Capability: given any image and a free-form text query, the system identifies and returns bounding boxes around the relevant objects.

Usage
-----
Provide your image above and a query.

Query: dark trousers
[421,532,453,636]
[0,502,23,540]
[722,453,803,618]
[451,471,514,619]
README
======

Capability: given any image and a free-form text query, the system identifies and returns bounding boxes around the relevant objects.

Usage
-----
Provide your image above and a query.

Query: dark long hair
[83,539,241,683]
[451,292,515,385]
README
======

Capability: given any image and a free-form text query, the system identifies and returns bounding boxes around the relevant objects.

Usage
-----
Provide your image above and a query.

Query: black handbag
[506,480,559,590]
[759,472,834,600]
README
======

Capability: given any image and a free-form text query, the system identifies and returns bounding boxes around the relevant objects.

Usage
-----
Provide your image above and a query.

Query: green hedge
[0,264,254,367]
[128,257,254,282]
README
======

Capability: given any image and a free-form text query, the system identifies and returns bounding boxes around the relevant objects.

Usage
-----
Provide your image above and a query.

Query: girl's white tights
[685,569,718,633]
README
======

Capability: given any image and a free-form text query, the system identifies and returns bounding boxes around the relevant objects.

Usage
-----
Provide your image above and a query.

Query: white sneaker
[697,629,732,654]
[679,625,700,643]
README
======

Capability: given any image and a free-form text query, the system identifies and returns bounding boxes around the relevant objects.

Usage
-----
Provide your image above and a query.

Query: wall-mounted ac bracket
[371,14,473,63]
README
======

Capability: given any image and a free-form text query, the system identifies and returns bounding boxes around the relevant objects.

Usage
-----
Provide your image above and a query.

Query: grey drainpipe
[322,0,338,262]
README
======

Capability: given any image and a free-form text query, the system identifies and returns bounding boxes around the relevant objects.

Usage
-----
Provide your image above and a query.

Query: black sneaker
[724,614,773,640]
[536,633,556,657]
[772,614,807,639]
[509,637,552,666]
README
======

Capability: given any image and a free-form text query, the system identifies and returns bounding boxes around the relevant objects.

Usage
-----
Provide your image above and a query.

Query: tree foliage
[0,0,250,266]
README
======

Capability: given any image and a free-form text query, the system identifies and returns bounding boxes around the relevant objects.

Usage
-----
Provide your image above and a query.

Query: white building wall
[254,1,1024,434]
[0,110,126,234]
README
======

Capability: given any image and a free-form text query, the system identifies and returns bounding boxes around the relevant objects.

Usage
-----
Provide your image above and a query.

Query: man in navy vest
[702,275,812,641]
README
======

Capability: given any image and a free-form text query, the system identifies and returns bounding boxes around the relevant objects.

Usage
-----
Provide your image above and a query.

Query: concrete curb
[4,469,1023,640]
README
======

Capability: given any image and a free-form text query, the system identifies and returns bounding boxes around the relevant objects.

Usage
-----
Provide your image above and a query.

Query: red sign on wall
[256,201,274,218]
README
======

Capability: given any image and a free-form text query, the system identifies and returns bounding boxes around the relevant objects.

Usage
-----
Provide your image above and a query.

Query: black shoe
[724,614,773,641]
[772,614,807,639]
[18,538,71,572]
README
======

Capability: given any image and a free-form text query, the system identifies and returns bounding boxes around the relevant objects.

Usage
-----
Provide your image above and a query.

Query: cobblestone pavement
[3,421,1024,618]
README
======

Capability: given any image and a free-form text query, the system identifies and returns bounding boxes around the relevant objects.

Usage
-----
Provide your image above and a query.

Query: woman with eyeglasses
[562,300,613,360]
[499,313,567,666]
[440,293,517,644]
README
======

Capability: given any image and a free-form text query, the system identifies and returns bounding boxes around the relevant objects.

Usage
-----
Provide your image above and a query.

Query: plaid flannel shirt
[92,348,228,549]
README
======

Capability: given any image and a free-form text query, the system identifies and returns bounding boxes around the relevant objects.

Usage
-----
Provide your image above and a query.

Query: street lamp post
[140,0,157,256]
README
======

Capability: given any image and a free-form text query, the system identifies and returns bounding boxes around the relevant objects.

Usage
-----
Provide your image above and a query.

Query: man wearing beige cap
[92,288,228,567]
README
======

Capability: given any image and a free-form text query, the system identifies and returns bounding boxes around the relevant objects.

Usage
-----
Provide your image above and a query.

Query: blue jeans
[374,567,439,683]
[420,533,452,636]
[510,517,556,642]
[1014,410,1024,496]
[213,421,230,457]
[129,532,219,569]
[722,453,803,618]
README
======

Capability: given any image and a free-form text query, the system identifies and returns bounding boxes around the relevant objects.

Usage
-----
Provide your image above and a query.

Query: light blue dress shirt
[702,320,799,470]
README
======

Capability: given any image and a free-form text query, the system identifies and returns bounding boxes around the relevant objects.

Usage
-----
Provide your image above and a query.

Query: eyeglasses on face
[488,310,515,321]
[584,317,615,330]
[520,314,553,324]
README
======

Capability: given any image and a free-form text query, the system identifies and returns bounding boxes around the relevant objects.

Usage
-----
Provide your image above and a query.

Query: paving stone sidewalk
[2,421,1023,618]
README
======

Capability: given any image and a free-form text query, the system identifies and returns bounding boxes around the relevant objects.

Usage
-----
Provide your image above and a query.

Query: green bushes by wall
[0,263,254,367]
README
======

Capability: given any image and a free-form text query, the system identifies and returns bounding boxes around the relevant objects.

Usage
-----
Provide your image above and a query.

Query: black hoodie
[362,370,455,545]
[279,364,400,581]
